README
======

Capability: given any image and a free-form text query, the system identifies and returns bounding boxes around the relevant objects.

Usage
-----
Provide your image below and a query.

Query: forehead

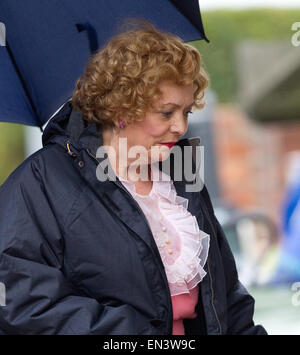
[156,81,194,106]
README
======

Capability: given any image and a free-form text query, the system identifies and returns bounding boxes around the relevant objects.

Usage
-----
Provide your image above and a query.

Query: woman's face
[120,80,195,164]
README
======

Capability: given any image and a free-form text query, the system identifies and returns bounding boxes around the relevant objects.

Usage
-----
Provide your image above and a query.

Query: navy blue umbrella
[0,0,208,129]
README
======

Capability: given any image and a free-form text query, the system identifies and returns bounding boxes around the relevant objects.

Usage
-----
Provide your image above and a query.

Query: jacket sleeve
[201,186,267,335]
[0,159,151,335]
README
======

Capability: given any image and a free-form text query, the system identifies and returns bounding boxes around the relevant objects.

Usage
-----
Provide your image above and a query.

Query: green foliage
[189,9,300,102]
[0,123,24,185]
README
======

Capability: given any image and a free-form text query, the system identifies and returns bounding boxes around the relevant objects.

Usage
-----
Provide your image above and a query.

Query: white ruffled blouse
[117,163,210,297]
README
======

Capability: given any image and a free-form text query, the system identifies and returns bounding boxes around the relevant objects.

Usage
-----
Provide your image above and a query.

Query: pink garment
[117,163,209,334]
[172,286,199,335]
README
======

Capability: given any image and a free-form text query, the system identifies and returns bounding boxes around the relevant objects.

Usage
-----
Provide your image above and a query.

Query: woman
[0,21,267,335]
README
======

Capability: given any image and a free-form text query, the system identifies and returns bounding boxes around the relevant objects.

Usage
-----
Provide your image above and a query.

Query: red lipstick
[159,142,177,149]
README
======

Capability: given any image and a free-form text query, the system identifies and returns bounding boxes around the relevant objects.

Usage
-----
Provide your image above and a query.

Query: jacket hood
[42,100,103,157]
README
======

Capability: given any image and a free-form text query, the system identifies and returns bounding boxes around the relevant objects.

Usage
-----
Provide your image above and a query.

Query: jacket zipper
[85,148,173,334]
[207,259,222,334]
[198,191,222,334]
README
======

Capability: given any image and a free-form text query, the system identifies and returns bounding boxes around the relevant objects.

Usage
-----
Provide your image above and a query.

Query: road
[249,285,300,335]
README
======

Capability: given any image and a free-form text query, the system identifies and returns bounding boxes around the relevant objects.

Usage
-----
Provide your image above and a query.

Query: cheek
[141,121,169,140]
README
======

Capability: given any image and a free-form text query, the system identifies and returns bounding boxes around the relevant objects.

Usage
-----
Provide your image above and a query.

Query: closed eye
[162,111,193,119]
[161,111,173,118]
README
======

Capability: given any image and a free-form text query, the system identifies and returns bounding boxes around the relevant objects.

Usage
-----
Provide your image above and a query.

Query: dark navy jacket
[0,102,267,335]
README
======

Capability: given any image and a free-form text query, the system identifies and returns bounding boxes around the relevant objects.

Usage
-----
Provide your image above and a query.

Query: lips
[159,142,177,149]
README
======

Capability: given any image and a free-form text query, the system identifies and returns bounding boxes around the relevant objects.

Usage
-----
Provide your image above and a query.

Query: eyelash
[162,111,193,119]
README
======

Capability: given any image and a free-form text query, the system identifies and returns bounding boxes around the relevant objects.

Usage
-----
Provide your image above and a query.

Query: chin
[150,144,170,161]
[148,151,170,164]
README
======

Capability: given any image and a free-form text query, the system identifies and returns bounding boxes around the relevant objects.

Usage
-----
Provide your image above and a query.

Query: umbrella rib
[5,40,44,131]
[169,0,209,43]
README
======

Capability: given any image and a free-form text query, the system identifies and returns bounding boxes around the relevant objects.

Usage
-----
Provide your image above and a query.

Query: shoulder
[0,145,52,194]
[2,144,80,188]
[0,144,85,226]
[199,184,215,217]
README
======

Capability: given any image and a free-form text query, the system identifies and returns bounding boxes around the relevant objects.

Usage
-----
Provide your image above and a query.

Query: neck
[101,128,151,182]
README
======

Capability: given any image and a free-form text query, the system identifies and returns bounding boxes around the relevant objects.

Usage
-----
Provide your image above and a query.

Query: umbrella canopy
[0,0,208,129]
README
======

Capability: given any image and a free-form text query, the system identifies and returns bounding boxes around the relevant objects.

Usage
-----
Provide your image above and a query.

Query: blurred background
[1,0,300,335]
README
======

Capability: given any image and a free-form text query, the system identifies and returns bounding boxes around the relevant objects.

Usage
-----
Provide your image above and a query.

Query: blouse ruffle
[117,164,210,296]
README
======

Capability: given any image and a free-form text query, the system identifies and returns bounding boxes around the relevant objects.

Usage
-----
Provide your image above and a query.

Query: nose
[170,113,188,137]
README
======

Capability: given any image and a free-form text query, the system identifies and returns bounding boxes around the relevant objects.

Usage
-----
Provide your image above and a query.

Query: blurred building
[212,40,300,226]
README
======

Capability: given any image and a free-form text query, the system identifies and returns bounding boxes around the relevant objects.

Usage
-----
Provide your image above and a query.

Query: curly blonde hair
[71,20,209,129]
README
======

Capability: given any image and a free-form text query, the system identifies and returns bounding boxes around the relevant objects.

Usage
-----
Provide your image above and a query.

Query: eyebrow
[161,102,195,108]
